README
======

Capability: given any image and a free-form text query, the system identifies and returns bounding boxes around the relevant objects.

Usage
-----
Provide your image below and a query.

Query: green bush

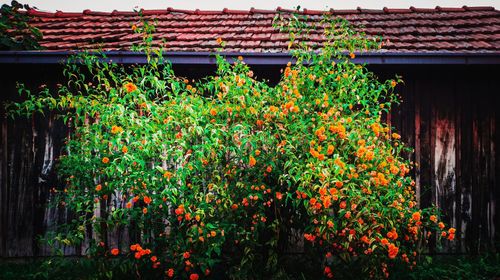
[7,13,455,279]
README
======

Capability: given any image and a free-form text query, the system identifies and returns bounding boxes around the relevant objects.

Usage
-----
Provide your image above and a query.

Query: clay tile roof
[25,6,500,53]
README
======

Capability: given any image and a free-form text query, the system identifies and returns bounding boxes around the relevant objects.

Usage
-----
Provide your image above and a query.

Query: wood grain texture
[0,64,498,257]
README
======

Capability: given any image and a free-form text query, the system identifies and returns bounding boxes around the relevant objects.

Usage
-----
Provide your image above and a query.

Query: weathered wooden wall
[0,64,498,257]
[384,65,500,253]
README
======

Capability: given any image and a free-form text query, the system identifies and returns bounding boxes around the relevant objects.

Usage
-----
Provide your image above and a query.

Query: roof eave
[0,51,500,65]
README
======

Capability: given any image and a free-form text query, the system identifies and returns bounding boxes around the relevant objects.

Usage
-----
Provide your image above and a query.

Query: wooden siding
[0,64,498,257]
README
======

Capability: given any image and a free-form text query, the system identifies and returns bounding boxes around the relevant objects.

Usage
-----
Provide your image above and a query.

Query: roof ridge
[25,6,498,18]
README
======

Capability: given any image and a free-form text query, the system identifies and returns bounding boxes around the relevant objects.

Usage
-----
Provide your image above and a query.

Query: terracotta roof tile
[23,6,500,53]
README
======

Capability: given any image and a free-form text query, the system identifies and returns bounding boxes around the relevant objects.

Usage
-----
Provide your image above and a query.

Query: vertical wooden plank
[484,77,496,250]
[402,77,416,166]
[0,74,7,257]
[488,95,496,250]
[432,75,457,252]
[470,78,482,253]
[494,72,500,252]
[454,73,463,252]
[414,76,421,206]
[417,75,433,211]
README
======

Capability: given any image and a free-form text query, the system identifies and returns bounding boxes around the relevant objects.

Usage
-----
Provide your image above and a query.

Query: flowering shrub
[8,14,454,279]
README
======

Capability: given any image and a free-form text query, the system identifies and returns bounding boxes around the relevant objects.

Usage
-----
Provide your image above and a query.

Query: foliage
[390,253,500,280]
[2,254,499,280]
[0,0,43,50]
[7,13,455,279]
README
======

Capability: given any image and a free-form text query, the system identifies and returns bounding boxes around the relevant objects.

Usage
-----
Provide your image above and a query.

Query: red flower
[190,273,199,280]
[111,248,119,255]
[276,192,283,200]
[183,251,190,259]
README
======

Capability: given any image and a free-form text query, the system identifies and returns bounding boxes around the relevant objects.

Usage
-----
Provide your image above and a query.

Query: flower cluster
[8,15,455,279]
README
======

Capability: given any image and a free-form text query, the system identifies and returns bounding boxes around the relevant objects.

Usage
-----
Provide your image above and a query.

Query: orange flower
[249,155,256,167]
[330,189,338,197]
[387,229,398,240]
[126,202,132,208]
[175,205,185,215]
[327,220,334,228]
[412,211,421,222]
[124,82,138,93]
[381,238,389,246]
[349,53,356,59]
[151,256,157,262]
[438,222,445,229]
[210,231,216,237]
[111,248,119,255]
[122,146,128,153]
[95,184,102,191]
[163,171,172,179]
[216,37,223,45]
[190,273,199,280]
[142,207,148,214]
[344,211,351,219]
[448,228,456,234]
[447,233,455,241]
[266,166,272,173]
[339,201,346,209]
[210,108,217,116]
[255,149,261,156]
[167,268,174,277]
[309,198,317,205]
[304,233,316,242]
[323,196,332,208]
[430,215,437,222]
[391,80,397,87]
[361,235,370,244]
[388,243,399,259]
[319,188,327,196]
[131,24,137,31]
[327,145,334,155]
[111,125,123,134]
[183,251,190,259]
[276,192,283,200]
[143,196,152,204]
[102,157,109,164]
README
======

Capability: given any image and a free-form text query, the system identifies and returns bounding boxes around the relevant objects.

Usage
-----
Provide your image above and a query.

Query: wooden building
[0,6,499,257]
